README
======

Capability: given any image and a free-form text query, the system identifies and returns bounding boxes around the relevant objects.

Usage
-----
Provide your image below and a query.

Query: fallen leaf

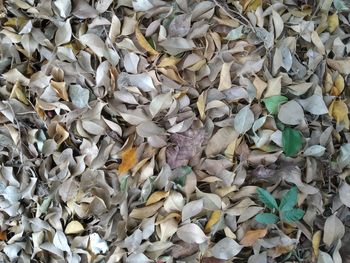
[218,62,233,91]
[146,191,169,206]
[135,25,159,56]
[118,147,137,175]
[0,231,7,241]
[323,214,345,247]
[328,13,339,33]
[130,201,164,219]
[328,100,350,129]
[234,105,255,134]
[331,74,344,96]
[272,10,284,38]
[264,76,282,97]
[177,223,208,244]
[297,95,328,115]
[211,237,243,260]
[80,33,106,57]
[312,230,322,259]
[278,100,305,125]
[339,182,350,207]
[327,58,350,74]
[240,228,268,246]
[65,221,84,234]
[204,210,222,233]
[205,127,238,157]
[283,127,303,157]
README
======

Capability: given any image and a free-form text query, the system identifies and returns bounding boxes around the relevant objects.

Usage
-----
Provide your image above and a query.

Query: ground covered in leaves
[1,0,350,262]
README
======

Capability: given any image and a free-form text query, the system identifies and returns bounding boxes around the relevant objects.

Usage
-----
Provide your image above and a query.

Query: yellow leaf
[215,185,238,197]
[158,56,180,68]
[35,99,46,119]
[54,123,69,145]
[242,0,262,12]
[146,191,169,206]
[312,230,322,260]
[65,221,84,234]
[328,12,339,33]
[331,74,344,96]
[155,212,181,225]
[4,17,27,28]
[118,147,137,175]
[135,26,159,56]
[225,136,242,160]
[157,68,187,84]
[204,210,221,233]
[324,71,333,93]
[329,100,350,129]
[130,201,164,219]
[240,228,268,246]
[10,81,29,105]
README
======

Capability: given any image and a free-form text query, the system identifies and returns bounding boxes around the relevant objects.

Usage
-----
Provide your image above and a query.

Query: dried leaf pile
[1,0,350,262]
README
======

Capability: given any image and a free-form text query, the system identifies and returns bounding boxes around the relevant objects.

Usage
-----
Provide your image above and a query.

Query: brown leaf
[118,147,137,175]
[240,228,268,246]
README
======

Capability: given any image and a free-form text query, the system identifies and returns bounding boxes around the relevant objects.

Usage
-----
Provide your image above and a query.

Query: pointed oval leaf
[255,213,279,224]
[211,237,243,260]
[177,223,207,244]
[279,187,298,212]
[256,188,278,210]
[262,96,288,115]
[234,105,254,134]
[282,128,303,157]
[281,208,305,222]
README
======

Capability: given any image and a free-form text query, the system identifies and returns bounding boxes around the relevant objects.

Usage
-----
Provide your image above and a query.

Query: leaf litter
[0,0,350,262]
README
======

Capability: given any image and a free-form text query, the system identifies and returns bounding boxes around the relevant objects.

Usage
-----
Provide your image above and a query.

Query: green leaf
[262,95,288,115]
[281,208,305,222]
[120,176,128,192]
[334,0,349,11]
[174,175,186,187]
[255,213,279,224]
[279,187,298,212]
[256,188,279,210]
[282,127,303,157]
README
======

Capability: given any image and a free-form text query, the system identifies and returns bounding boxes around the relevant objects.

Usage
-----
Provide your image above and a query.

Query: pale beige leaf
[65,221,84,234]
[218,62,233,91]
[177,223,207,244]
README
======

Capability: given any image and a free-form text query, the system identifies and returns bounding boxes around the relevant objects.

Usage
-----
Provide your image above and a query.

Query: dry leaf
[218,62,233,91]
[329,100,350,129]
[135,25,159,56]
[177,223,208,244]
[328,13,339,33]
[65,221,84,234]
[118,147,137,175]
[204,210,222,233]
[146,191,169,206]
[130,201,164,219]
[240,228,268,246]
[331,74,345,96]
[312,230,322,259]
